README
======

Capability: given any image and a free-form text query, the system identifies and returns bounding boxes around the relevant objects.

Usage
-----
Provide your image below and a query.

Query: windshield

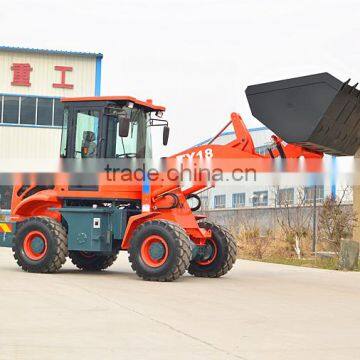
[106,107,151,158]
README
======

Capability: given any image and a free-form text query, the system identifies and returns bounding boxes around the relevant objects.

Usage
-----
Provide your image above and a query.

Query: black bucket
[246,73,360,156]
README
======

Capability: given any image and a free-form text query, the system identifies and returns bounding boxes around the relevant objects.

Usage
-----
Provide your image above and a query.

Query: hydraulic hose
[186,194,202,212]
[154,192,180,210]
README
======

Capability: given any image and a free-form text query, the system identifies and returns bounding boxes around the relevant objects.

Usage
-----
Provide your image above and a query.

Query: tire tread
[69,251,118,271]
[128,220,191,282]
[188,221,237,278]
[12,216,67,273]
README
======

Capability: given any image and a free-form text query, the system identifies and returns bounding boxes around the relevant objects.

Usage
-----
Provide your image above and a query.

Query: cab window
[75,110,100,158]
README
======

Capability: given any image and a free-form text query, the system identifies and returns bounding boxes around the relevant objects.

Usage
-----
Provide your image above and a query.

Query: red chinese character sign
[11,63,33,87]
[9,63,75,90]
[53,66,74,89]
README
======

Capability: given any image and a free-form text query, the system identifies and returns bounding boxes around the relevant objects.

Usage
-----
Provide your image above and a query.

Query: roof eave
[0,45,102,59]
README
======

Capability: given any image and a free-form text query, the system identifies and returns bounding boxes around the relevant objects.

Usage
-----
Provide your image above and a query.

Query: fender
[121,212,160,249]
[12,191,62,222]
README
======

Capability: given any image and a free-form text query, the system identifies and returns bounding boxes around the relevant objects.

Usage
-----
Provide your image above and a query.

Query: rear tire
[128,220,191,282]
[69,251,118,271]
[13,216,67,273]
[188,222,237,278]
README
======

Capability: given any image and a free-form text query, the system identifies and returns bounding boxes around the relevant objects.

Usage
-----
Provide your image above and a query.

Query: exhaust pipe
[246,72,360,156]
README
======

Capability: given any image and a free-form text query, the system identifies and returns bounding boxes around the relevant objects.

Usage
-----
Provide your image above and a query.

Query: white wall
[0,51,97,97]
[0,126,61,159]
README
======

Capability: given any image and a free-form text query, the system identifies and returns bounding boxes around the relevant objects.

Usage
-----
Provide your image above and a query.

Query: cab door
[73,109,101,159]
[65,107,102,191]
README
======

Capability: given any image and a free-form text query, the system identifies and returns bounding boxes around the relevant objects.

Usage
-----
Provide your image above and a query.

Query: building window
[3,96,19,124]
[304,186,324,204]
[252,191,268,207]
[232,193,245,207]
[20,97,36,125]
[255,145,268,155]
[200,195,209,210]
[37,98,53,126]
[0,94,62,128]
[277,188,294,206]
[255,143,274,156]
[214,195,226,209]
[54,99,64,126]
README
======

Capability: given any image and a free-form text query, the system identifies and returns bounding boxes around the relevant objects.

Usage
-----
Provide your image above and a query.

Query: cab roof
[61,96,166,111]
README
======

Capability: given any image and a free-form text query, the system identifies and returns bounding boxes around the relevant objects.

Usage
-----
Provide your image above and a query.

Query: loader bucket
[246,73,360,156]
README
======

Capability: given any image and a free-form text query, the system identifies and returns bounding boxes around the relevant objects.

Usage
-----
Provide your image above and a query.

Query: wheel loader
[0,72,359,281]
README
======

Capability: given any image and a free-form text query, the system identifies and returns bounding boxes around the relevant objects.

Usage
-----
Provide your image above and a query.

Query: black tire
[128,220,192,282]
[188,222,237,278]
[12,216,67,273]
[69,251,118,271]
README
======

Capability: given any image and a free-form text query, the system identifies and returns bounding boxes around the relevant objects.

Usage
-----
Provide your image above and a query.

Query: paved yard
[0,248,360,360]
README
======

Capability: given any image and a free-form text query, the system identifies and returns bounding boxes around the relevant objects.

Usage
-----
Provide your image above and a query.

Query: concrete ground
[1,249,360,360]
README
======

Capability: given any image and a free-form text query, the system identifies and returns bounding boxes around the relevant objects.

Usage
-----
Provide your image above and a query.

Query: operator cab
[59,96,169,159]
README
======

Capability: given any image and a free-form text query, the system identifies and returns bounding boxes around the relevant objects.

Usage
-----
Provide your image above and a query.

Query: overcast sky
[2,0,360,156]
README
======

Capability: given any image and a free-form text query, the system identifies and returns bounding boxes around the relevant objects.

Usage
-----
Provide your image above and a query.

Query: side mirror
[163,126,170,146]
[118,115,130,137]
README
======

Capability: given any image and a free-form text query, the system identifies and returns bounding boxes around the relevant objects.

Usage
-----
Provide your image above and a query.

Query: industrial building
[0,46,102,208]
[0,46,102,159]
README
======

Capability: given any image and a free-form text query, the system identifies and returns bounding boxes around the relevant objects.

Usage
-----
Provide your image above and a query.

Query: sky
[2,0,360,157]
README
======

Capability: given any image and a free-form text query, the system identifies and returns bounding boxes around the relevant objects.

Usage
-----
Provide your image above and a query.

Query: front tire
[188,222,237,278]
[128,220,192,282]
[13,216,67,273]
[69,251,118,271]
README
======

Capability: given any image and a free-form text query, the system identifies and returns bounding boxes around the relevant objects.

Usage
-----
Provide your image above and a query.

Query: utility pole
[312,185,317,254]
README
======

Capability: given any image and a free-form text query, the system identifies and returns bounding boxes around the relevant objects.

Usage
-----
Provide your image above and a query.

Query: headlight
[127,101,134,109]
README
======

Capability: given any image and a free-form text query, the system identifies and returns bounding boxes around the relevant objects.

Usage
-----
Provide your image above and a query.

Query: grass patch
[241,256,360,271]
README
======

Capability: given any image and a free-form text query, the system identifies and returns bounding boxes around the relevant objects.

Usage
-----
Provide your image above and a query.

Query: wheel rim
[140,235,169,268]
[197,238,218,266]
[23,231,48,261]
